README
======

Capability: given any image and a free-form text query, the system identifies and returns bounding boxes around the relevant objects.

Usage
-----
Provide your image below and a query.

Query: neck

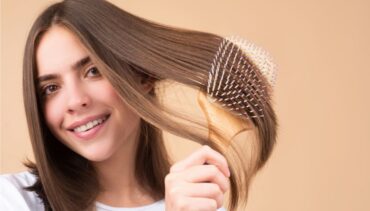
[91,123,156,207]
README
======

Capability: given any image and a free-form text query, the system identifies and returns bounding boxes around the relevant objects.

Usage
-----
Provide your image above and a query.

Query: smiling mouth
[69,114,110,133]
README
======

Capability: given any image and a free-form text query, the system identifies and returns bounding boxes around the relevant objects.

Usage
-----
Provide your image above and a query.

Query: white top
[0,171,226,211]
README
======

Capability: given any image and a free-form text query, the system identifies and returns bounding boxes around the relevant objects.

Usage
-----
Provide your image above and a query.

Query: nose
[66,84,92,114]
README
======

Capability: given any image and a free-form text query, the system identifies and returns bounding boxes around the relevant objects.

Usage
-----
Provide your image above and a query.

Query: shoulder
[0,171,44,211]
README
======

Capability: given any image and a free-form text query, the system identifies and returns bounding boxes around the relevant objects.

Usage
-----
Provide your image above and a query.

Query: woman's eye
[42,84,59,96]
[85,66,101,78]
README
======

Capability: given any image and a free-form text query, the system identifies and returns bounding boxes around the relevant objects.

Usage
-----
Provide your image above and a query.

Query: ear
[139,76,155,94]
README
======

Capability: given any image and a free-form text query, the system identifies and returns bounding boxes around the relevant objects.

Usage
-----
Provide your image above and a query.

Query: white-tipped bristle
[225,36,277,87]
[207,36,276,120]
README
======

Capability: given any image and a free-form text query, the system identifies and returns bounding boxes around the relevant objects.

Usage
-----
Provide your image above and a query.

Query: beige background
[1,0,370,210]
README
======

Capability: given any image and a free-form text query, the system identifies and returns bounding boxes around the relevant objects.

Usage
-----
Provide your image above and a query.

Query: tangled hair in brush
[22,0,277,210]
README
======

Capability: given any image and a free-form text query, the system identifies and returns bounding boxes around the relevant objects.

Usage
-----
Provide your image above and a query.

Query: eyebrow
[37,56,91,84]
[72,56,91,71]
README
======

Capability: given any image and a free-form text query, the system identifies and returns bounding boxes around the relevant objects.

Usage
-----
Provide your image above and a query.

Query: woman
[0,0,277,210]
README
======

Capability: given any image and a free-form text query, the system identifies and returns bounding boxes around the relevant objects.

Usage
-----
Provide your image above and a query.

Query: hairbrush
[205,35,276,120]
[199,36,277,141]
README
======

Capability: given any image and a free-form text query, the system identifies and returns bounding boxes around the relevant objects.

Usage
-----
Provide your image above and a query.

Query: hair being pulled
[22,0,277,210]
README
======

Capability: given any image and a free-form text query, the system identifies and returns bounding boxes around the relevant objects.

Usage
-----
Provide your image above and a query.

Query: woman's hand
[165,145,230,211]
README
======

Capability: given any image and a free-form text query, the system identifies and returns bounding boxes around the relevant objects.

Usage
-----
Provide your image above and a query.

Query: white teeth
[73,116,107,133]
[87,122,93,129]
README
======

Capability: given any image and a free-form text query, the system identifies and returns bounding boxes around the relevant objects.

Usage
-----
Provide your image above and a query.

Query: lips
[66,113,110,140]
[66,113,110,131]
[72,115,109,133]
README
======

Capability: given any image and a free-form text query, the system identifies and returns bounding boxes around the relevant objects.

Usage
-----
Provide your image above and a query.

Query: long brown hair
[22,0,277,210]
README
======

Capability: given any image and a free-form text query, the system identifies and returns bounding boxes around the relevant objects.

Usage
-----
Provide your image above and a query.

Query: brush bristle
[207,36,277,119]
[225,36,277,87]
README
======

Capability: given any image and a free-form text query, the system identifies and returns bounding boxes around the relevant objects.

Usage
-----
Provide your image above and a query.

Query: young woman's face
[36,25,142,162]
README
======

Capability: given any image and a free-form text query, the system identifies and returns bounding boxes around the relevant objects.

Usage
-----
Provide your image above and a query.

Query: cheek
[43,95,65,132]
[98,82,140,121]
[96,81,127,108]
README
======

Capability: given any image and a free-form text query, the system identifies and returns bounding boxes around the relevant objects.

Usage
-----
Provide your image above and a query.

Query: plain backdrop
[1,0,370,210]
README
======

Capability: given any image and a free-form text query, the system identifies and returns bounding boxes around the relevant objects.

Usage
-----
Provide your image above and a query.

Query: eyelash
[40,66,101,97]
[41,84,59,96]
[84,66,101,78]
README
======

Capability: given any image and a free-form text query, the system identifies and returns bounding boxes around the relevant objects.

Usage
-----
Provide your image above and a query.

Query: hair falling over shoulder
[22,0,277,210]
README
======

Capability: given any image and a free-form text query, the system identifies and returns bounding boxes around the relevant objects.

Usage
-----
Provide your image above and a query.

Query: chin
[87,154,113,162]
[79,148,114,163]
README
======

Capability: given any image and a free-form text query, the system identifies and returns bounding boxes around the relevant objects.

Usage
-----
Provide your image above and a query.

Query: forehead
[36,25,90,77]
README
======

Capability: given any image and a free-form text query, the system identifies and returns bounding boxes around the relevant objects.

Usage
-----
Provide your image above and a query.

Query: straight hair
[22,0,277,210]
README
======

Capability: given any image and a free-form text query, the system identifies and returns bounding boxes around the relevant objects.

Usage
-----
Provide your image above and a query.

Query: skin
[165,146,231,210]
[36,25,230,210]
